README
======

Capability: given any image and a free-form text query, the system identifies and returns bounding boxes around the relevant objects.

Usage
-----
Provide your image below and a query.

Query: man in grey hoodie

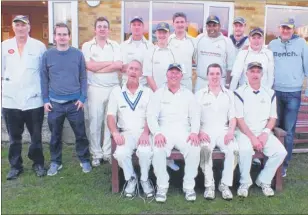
[268,18,308,177]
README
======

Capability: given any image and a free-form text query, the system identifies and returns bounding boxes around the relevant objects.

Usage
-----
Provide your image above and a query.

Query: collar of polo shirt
[122,83,143,95]
[170,32,189,40]
[206,85,227,94]
[127,35,148,44]
[91,37,111,45]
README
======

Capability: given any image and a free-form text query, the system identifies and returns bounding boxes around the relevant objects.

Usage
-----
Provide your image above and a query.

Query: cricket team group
[2,12,308,203]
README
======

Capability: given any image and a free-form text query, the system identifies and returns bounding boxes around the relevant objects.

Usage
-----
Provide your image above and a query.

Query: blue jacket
[269,35,308,96]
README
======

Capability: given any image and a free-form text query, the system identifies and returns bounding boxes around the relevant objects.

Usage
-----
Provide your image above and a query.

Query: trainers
[91,159,101,167]
[218,182,233,200]
[204,186,215,200]
[256,178,274,197]
[167,159,180,171]
[237,183,251,198]
[80,162,92,173]
[282,167,287,178]
[252,158,261,166]
[124,176,137,198]
[32,164,46,177]
[183,189,196,202]
[155,187,168,203]
[47,163,62,176]
[6,168,24,180]
[140,179,154,198]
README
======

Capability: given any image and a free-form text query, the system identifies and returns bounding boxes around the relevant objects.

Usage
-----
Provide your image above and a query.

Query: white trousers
[113,131,152,181]
[194,77,226,92]
[200,130,239,187]
[86,85,114,159]
[152,129,201,190]
[237,131,287,185]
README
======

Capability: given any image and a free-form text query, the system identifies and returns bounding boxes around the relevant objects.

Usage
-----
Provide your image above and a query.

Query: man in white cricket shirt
[147,63,200,203]
[168,12,195,91]
[143,22,176,92]
[195,15,235,91]
[107,60,154,198]
[195,63,238,200]
[82,17,122,167]
[2,15,46,180]
[230,28,274,91]
[234,62,287,197]
[229,17,249,56]
[120,16,153,85]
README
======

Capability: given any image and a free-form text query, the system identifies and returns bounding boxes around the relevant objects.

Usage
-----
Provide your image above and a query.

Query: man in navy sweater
[41,23,91,176]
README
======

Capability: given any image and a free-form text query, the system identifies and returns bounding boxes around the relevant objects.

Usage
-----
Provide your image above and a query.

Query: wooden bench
[294,103,308,144]
[111,127,286,193]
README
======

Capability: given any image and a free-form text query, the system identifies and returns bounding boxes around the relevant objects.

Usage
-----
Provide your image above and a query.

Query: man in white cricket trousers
[168,12,195,91]
[120,16,153,85]
[143,22,176,92]
[147,63,201,203]
[195,15,235,91]
[107,60,154,198]
[230,28,274,91]
[234,62,287,198]
[195,63,238,201]
[82,17,123,166]
[2,15,46,180]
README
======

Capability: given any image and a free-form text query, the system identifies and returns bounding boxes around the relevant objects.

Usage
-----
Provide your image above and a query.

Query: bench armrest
[273,127,287,138]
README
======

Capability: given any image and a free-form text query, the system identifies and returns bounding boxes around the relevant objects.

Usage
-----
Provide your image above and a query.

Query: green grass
[1,143,308,214]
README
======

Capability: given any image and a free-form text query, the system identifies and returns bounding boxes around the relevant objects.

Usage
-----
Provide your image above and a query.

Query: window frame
[121,0,234,43]
[48,1,78,48]
[264,4,308,44]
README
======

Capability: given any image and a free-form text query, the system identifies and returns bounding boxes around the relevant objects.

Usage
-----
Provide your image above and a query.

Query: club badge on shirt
[8,49,15,54]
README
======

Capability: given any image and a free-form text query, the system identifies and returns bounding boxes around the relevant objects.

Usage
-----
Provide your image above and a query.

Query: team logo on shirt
[203,102,212,106]
[8,49,15,54]
[260,98,266,104]
[120,105,127,109]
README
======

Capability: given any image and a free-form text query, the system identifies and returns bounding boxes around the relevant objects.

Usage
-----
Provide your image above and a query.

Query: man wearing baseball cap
[2,15,47,180]
[143,22,176,92]
[268,18,308,177]
[230,17,249,56]
[147,63,200,202]
[195,15,235,91]
[234,62,287,197]
[230,27,274,91]
[120,16,153,85]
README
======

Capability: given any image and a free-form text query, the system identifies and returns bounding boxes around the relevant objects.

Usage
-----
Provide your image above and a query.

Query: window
[48,1,78,47]
[121,1,234,43]
[265,5,308,44]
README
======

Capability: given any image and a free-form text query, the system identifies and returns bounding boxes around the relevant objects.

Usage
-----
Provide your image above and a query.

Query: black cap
[167,63,183,72]
[13,15,29,24]
[233,17,246,24]
[156,22,170,32]
[206,15,220,24]
[249,27,264,36]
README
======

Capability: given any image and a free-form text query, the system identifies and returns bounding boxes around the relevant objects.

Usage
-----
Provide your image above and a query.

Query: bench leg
[112,156,120,193]
[275,164,283,192]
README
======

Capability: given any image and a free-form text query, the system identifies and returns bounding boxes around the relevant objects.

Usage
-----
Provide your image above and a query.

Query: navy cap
[130,16,143,23]
[167,63,183,72]
[156,22,170,32]
[233,17,246,24]
[206,15,220,24]
[13,15,29,24]
[249,27,264,36]
[280,18,295,28]
[247,62,263,70]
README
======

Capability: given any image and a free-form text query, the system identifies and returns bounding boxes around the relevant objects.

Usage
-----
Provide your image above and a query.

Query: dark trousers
[2,107,45,170]
[276,91,302,168]
[48,100,90,164]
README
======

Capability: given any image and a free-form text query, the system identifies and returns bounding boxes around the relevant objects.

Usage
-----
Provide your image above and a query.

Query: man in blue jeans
[269,18,308,177]
[41,22,91,176]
